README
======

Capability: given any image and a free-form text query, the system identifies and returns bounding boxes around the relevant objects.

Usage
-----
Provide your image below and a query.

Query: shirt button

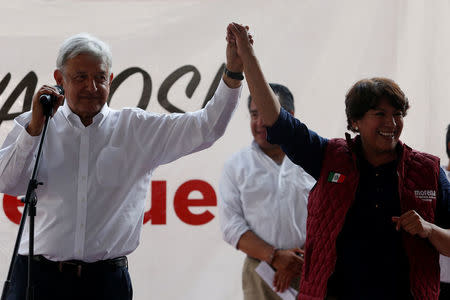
[375,173,379,177]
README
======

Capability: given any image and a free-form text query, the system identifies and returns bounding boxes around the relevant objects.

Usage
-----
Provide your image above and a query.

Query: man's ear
[54,69,63,86]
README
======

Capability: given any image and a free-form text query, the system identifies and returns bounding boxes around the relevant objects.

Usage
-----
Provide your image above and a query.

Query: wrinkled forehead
[63,53,110,74]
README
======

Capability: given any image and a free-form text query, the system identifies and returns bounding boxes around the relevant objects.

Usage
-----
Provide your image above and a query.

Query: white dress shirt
[0,79,240,262]
[441,166,450,283]
[218,141,315,250]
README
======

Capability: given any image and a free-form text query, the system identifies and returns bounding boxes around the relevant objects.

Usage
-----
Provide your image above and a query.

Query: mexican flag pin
[328,172,346,183]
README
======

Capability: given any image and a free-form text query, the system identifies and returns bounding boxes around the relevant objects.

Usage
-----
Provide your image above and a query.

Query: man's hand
[223,23,253,88]
[227,23,254,63]
[272,248,304,293]
[392,210,433,238]
[27,85,65,136]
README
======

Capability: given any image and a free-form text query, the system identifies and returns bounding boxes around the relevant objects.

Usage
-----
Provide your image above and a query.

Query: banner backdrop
[1,1,449,299]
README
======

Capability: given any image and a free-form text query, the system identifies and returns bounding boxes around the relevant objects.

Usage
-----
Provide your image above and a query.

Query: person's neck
[366,153,397,167]
[80,117,93,127]
[76,110,97,127]
[261,146,285,164]
[360,145,398,167]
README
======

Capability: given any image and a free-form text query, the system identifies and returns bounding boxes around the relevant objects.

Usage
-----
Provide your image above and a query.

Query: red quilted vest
[298,136,441,300]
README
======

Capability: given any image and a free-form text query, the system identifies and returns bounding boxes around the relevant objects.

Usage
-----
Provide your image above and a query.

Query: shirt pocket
[96,146,128,187]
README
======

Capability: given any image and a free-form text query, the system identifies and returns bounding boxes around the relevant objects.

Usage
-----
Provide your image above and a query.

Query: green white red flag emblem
[328,172,346,183]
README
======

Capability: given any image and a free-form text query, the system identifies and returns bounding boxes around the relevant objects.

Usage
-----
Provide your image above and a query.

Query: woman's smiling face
[353,98,404,165]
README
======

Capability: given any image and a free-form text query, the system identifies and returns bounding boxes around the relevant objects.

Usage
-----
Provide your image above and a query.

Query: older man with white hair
[0,29,245,300]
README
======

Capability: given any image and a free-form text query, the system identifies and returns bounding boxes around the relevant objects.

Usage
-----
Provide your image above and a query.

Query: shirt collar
[61,100,74,120]
[251,140,262,153]
[94,103,110,127]
[61,100,110,128]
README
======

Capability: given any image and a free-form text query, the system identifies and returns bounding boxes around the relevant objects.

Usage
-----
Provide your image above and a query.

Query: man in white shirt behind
[440,124,450,300]
[0,29,246,300]
[218,83,315,300]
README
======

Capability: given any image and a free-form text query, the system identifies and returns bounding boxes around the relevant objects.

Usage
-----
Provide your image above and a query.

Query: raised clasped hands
[226,22,254,73]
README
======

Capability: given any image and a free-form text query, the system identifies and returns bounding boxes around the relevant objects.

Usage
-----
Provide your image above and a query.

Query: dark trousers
[5,255,132,300]
[440,282,450,300]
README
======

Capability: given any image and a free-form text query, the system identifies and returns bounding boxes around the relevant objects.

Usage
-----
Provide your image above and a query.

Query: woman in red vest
[226,23,450,300]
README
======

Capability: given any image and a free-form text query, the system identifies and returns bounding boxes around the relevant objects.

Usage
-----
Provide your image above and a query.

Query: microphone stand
[1,103,53,300]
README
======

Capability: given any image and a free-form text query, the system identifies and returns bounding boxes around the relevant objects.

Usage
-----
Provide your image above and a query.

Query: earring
[354,126,359,132]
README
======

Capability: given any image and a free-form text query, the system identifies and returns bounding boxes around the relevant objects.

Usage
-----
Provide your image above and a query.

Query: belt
[26,255,128,278]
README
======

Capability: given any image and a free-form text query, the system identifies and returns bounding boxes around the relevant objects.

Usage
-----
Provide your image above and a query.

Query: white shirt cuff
[216,78,242,104]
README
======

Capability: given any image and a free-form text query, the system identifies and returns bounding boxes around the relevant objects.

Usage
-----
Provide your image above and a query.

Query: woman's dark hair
[345,77,410,132]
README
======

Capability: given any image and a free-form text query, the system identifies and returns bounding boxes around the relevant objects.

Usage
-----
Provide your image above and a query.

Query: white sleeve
[218,159,250,249]
[131,79,241,170]
[0,112,40,195]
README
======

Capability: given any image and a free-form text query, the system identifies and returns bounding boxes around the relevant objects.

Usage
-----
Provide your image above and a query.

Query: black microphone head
[55,85,64,96]
[39,85,65,117]
[39,94,53,106]
[39,85,64,105]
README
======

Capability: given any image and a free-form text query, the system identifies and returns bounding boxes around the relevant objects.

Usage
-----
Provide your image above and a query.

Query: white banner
[1,1,449,299]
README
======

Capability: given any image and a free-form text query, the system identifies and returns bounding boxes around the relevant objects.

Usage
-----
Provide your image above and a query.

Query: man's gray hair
[56,33,112,72]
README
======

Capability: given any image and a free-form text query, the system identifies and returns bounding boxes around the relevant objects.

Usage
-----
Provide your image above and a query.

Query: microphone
[39,85,64,116]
